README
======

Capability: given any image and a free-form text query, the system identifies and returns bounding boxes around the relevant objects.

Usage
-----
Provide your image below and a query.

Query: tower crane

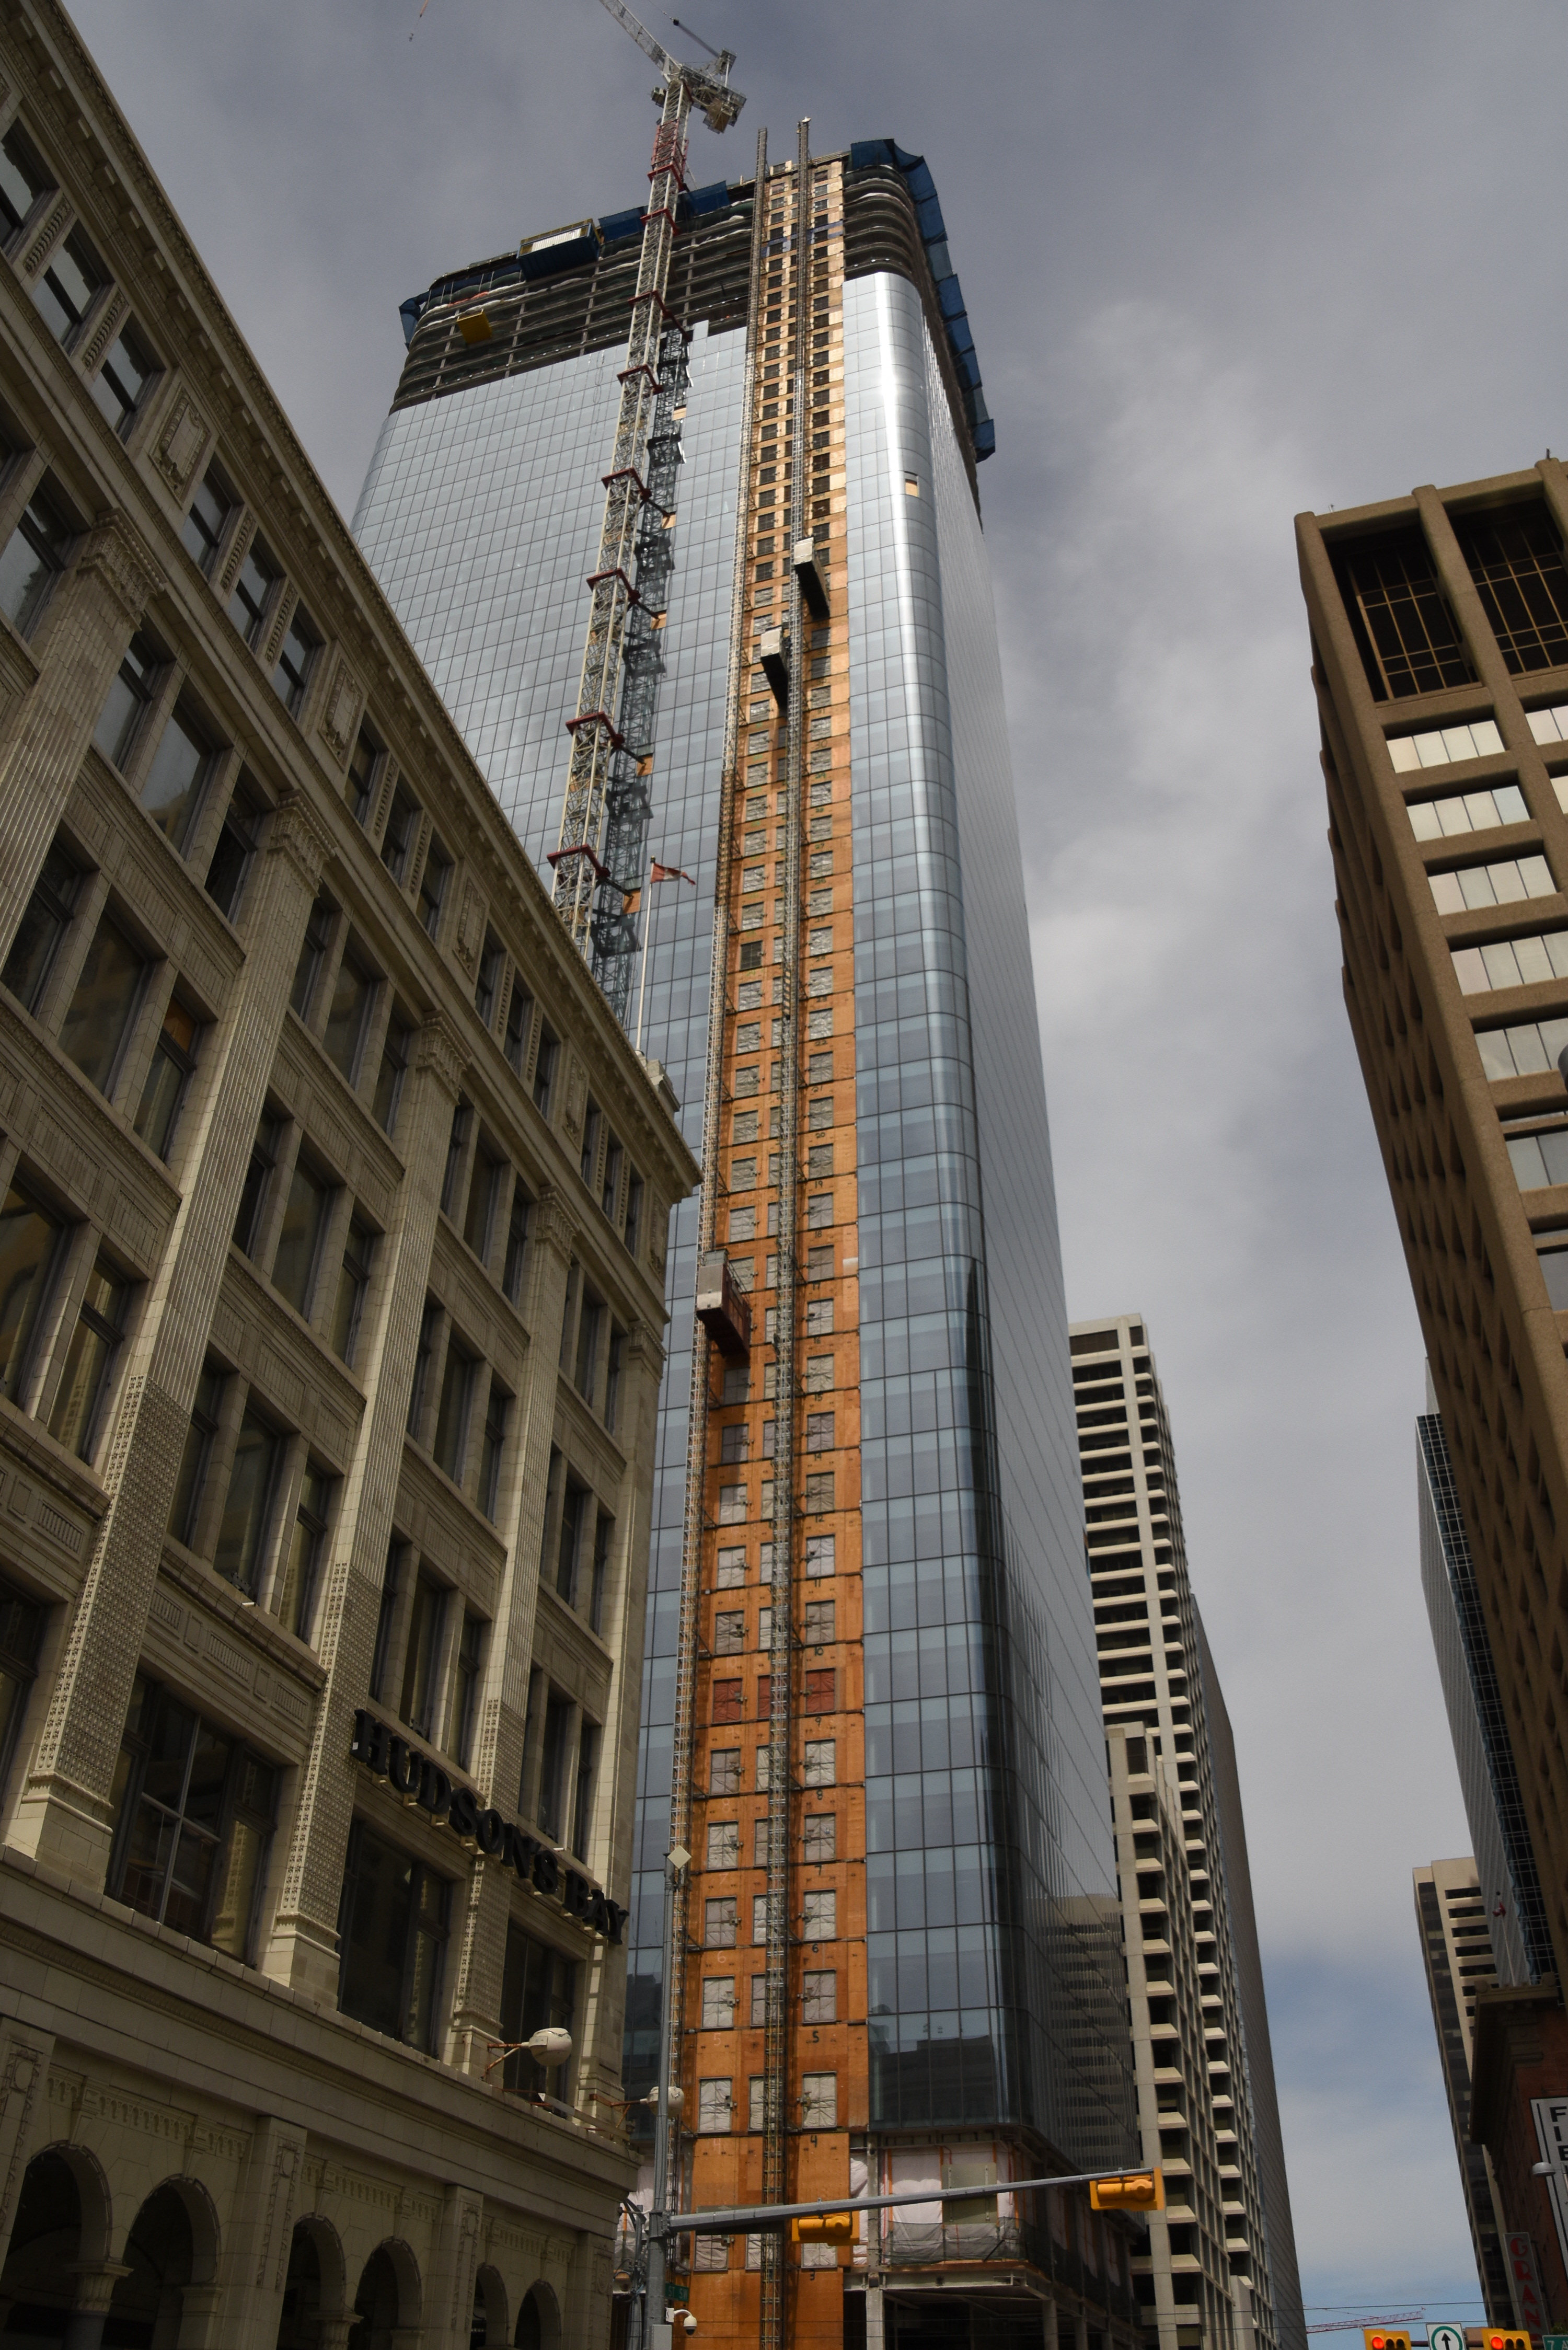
[548,1,745,1023]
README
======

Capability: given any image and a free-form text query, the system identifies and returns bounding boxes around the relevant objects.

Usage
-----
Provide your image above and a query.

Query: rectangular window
[1505,1128,1568,1191]
[504,979,534,1075]
[322,942,378,1084]
[181,463,233,577]
[556,1476,586,1604]
[749,2076,768,2132]
[712,1679,744,1723]
[499,1919,575,2096]
[705,1897,738,1948]
[228,536,280,648]
[804,1666,836,1713]
[441,1099,471,1218]
[140,699,218,853]
[752,1893,769,1945]
[604,1323,625,1433]
[399,1572,448,1737]
[801,1969,836,2023]
[336,1819,449,2054]
[502,1183,531,1306]
[697,2078,733,2133]
[532,1026,559,1117]
[475,929,504,1028]
[272,602,319,715]
[418,834,452,936]
[802,1812,837,1862]
[1452,928,1568,995]
[717,1484,746,1526]
[234,1109,283,1259]
[1458,509,1568,675]
[805,1411,835,1453]
[272,1156,334,1317]
[803,1599,835,1644]
[537,1691,572,1840]
[90,318,159,440]
[47,1255,130,1460]
[1335,527,1475,701]
[381,780,421,883]
[716,1546,746,1587]
[800,2071,837,2128]
[33,225,107,347]
[707,1817,740,1870]
[0,484,73,635]
[804,1297,834,1337]
[701,1975,735,2030]
[94,630,164,771]
[720,1424,749,1464]
[801,1888,836,1941]
[331,1215,376,1367]
[479,1381,509,1521]
[203,774,265,923]
[709,1749,741,1796]
[169,1362,225,1545]
[756,1744,771,1792]
[274,1461,331,1643]
[1429,855,1555,915]
[601,1135,624,1222]
[0,1573,43,1800]
[804,1472,834,1514]
[590,1510,612,1634]
[624,1173,643,1256]
[0,122,52,243]
[753,1815,774,1868]
[750,1974,767,2028]
[59,909,146,1095]
[574,1291,603,1402]
[464,1144,502,1262]
[432,1340,475,1484]
[290,890,336,1021]
[448,1610,486,1767]
[571,1721,598,1860]
[714,1610,745,1655]
[346,722,381,824]
[111,1675,276,1960]
[373,1006,412,1137]
[804,1355,832,1396]
[3,835,83,1013]
[370,1540,403,1703]
[213,1408,283,1595]
[1475,1016,1568,1082]
[1408,782,1528,839]
[803,1738,835,1787]
[0,1181,65,1402]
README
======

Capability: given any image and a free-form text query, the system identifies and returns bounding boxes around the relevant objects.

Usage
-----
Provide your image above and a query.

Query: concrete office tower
[0,6,699,2343]
[357,134,1142,2350]
[1069,1316,1305,2350]
[1297,464,1568,2308]
[1414,1860,1514,2322]
[1417,1384,1552,1985]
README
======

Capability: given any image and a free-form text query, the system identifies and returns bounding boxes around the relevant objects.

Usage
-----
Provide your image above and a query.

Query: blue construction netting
[849,137,994,462]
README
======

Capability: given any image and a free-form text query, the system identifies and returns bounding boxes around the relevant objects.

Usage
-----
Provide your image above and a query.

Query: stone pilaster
[263,1011,468,2002]
[424,2183,483,2350]
[10,793,331,1881]
[0,2021,54,2276]
[212,2113,308,2350]
[0,511,164,949]
[444,1181,578,2071]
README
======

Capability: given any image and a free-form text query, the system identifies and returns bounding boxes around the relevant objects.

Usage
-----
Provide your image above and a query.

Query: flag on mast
[650,860,695,884]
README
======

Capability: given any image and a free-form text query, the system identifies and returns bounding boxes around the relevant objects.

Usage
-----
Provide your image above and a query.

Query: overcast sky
[64,0,1568,2319]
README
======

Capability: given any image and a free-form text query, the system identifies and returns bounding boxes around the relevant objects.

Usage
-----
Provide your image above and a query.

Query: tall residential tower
[1068,1315,1305,2350]
[356,132,1142,2350]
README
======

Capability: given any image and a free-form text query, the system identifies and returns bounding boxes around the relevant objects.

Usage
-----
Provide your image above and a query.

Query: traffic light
[1480,2334,1530,2350]
[791,2213,855,2245]
[1363,2330,1412,2350]
[1089,2171,1166,2213]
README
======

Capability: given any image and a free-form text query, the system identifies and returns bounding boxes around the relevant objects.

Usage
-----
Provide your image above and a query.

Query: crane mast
[550,3,744,1019]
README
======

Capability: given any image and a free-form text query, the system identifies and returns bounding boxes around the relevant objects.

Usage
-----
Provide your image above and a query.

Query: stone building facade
[0,4,698,2344]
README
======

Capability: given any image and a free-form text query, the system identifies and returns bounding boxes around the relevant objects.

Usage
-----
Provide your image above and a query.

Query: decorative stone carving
[216,512,256,602]
[19,193,71,280]
[268,791,333,892]
[563,1052,588,1145]
[454,874,485,975]
[534,1183,580,1266]
[414,1011,468,1104]
[317,656,361,767]
[77,290,128,380]
[152,389,211,496]
[77,511,165,629]
[261,585,296,672]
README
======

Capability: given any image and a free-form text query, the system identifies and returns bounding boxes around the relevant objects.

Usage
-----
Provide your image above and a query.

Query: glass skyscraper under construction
[355,132,1140,2349]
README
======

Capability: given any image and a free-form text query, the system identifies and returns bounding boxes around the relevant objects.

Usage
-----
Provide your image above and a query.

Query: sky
[61,0,1568,2322]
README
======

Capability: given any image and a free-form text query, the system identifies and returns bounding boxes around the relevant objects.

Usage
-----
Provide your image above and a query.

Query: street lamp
[642,1842,690,2346]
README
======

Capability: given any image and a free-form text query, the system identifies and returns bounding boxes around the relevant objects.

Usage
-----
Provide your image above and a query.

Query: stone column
[263,1013,468,2003]
[422,2183,482,2350]
[318,2324,355,2350]
[444,1183,578,2075]
[211,2114,308,2350]
[10,792,332,1881]
[0,512,164,945]
[61,2263,131,2350]
[0,2020,55,2274]
[175,2282,221,2348]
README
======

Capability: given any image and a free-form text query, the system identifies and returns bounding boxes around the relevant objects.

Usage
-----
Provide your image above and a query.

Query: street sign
[1541,2334,1568,2350]
[1429,2324,1466,2350]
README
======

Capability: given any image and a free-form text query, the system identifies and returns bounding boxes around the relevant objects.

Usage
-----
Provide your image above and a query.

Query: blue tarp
[847,137,994,463]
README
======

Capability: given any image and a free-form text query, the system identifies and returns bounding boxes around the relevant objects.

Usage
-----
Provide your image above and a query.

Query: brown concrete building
[0,4,698,2343]
[1413,1859,1513,2321]
[1070,1316,1304,2350]
[1296,462,1568,2299]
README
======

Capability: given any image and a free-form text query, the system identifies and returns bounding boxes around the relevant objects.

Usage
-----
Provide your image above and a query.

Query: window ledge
[158,1534,329,1691]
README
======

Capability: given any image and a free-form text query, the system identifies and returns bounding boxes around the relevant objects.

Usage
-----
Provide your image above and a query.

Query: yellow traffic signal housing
[1475,2334,1531,2350]
[1363,2330,1413,2350]
[1089,2171,1166,2213]
[791,2213,855,2245]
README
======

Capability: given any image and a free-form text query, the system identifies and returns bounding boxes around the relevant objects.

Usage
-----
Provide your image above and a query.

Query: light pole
[644,1841,690,2343]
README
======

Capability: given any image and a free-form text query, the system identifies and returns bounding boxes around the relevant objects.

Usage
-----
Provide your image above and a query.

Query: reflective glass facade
[844,271,1132,2159]
[354,176,1134,2180]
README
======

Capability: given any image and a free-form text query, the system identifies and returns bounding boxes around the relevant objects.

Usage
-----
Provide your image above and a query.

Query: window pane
[400,1575,447,1736]
[3,837,81,1012]
[213,1413,279,1595]
[322,950,375,1082]
[33,227,106,344]
[373,1012,411,1136]
[338,1826,416,2041]
[272,1161,330,1316]
[273,606,319,713]
[0,125,51,239]
[210,1813,266,1959]
[433,1346,473,1482]
[169,1365,224,1545]
[140,705,213,849]
[181,467,232,575]
[59,913,144,1093]
[47,1258,129,1459]
[134,999,199,1162]
[0,492,70,633]
[90,321,157,437]
[229,538,279,646]
[0,1183,63,1398]
[93,631,162,770]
